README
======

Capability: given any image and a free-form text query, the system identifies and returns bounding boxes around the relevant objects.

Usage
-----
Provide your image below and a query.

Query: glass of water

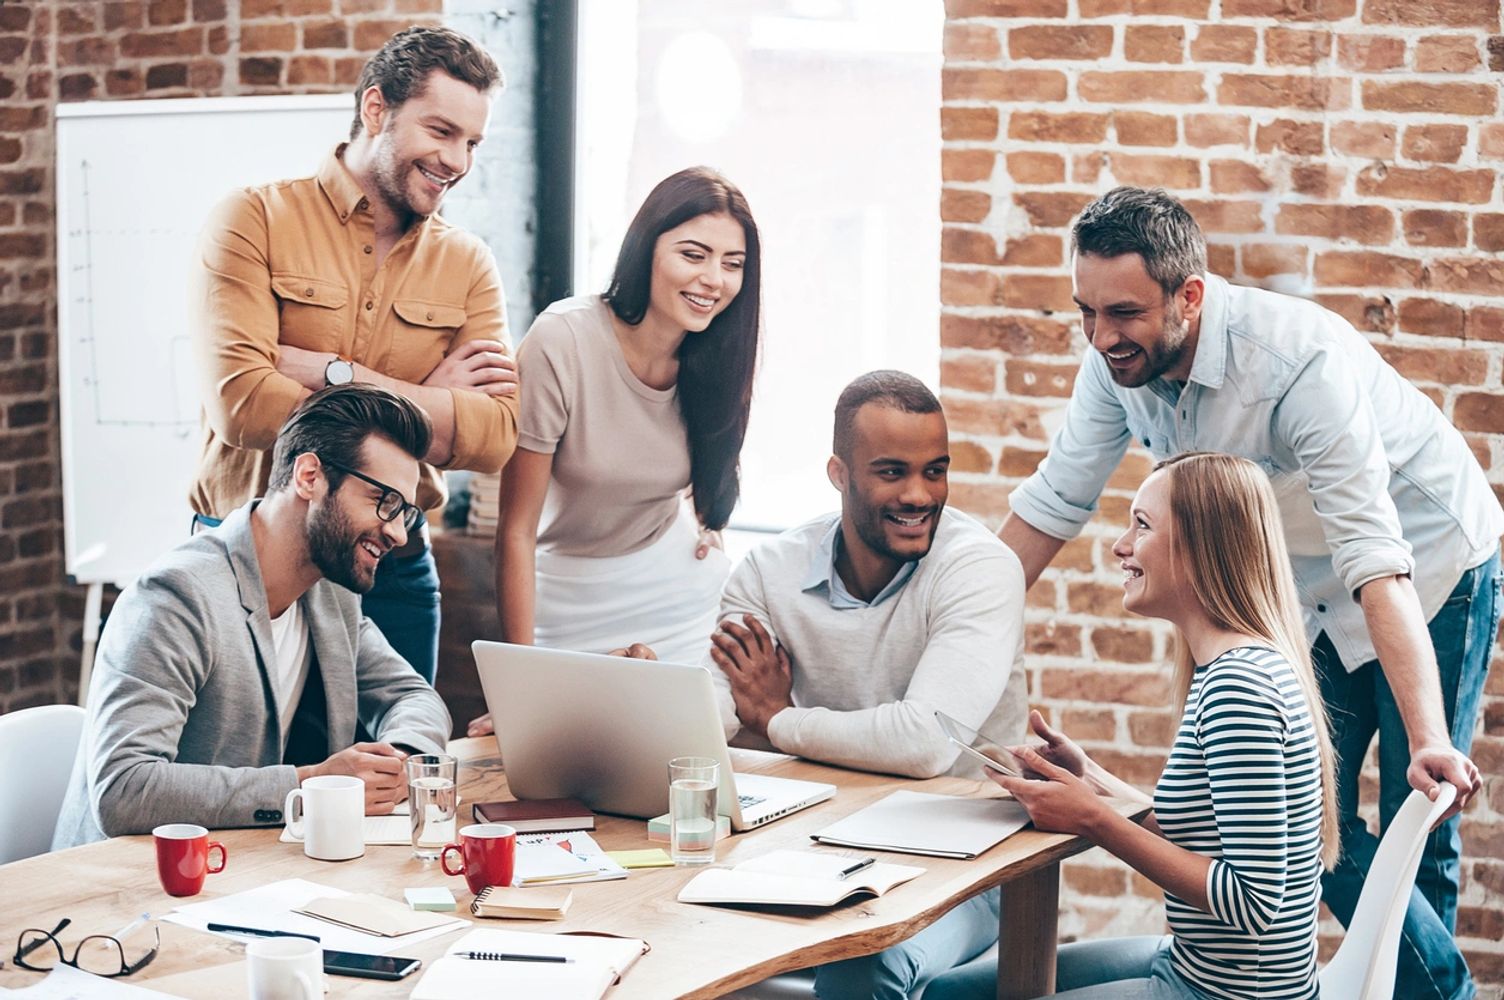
[406,753,458,860]
[668,756,720,866]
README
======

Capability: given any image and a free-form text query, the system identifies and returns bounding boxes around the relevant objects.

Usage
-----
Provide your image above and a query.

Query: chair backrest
[0,704,88,864]
[1318,782,1457,1000]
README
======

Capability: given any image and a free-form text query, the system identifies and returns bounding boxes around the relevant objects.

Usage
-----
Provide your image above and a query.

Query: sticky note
[647,812,731,844]
[607,849,675,869]
[405,886,457,912]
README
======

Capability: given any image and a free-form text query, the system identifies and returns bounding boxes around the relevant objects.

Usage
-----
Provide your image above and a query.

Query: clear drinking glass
[668,756,720,866]
[406,753,458,860]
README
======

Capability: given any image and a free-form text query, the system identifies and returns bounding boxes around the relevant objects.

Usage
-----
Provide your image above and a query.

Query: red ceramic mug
[153,823,228,897]
[440,823,516,895]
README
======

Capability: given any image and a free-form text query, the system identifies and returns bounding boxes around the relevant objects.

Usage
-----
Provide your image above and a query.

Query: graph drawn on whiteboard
[68,158,200,432]
[57,95,352,585]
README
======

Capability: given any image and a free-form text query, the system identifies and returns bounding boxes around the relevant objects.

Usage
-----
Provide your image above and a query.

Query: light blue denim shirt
[1010,274,1504,670]
[800,517,918,609]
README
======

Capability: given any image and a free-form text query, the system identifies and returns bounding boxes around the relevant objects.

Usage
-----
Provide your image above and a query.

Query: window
[574,0,943,531]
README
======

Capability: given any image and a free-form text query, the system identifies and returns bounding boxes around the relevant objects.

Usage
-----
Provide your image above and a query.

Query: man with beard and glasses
[999,186,1499,1000]
[188,26,519,687]
[703,370,1027,1000]
[54,386,451,849]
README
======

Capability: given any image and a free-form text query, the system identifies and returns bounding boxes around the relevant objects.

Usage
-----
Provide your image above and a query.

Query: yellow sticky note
[607,849,675,869]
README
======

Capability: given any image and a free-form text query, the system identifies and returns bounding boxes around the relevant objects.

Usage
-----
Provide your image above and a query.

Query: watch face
[326,359,355,386]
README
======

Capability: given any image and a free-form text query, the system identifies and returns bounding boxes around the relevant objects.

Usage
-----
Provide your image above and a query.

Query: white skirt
[533,508,730,666]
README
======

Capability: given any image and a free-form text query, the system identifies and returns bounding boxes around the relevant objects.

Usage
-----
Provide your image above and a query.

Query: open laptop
[472,641,835,831]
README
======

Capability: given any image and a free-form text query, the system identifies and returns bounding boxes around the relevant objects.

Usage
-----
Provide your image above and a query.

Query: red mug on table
[440,823,516,895]
[153,823,227,897]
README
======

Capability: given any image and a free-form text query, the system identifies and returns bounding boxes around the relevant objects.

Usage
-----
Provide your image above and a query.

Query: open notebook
[409,929,648,1000]
[678,850,925,908]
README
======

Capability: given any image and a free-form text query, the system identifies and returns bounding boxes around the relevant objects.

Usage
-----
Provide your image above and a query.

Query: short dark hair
[833,371,942,461]
[1071,186,1207,298]
[268,384,432,494]
[603,167,762,532]
[349,26,502,140]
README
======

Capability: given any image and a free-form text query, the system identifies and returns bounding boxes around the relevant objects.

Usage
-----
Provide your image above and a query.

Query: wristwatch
[324,357,355,387]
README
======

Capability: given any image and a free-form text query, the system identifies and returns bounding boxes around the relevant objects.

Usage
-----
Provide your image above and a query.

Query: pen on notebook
[461,951,573,964]
[837,856,876,879]
[207,922,321,943]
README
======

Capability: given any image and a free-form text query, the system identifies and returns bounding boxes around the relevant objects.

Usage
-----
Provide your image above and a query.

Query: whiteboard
[56,95,353,584]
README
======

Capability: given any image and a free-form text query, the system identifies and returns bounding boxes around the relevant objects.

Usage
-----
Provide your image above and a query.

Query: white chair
[1319,781,1457,1000]
[0,703,87,864]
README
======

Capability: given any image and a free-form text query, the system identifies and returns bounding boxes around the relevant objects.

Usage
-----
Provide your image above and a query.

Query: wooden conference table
[0,739,1142,999]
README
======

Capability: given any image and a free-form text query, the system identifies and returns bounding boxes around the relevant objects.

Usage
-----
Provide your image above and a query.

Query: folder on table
[810,791,1030,859]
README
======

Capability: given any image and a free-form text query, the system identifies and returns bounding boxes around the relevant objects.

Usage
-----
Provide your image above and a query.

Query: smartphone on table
[933,710,1024,777]
[322,950,422,981]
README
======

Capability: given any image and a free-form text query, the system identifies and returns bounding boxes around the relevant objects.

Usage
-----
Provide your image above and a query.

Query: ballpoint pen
[461,951,573,963]
[206,922,321,943]
[836,856,876,880]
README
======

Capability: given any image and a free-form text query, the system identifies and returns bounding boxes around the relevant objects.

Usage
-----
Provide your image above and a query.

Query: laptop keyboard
[738,793,767,808]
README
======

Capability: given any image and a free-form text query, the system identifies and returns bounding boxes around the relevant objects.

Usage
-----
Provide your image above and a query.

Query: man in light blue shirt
[999,187,1499,1000]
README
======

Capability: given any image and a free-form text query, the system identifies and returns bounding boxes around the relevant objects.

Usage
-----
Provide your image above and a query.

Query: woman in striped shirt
[931,452,1338,1000]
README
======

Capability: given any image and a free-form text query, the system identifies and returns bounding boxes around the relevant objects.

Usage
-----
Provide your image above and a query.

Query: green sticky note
[405,886,457,911]
[607,849,675,869]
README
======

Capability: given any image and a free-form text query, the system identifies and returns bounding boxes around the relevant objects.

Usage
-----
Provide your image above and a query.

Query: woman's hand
[467,712,495,737]
[695,527,724,560]
[1010,709,1090,778]
[989,747,1112,838]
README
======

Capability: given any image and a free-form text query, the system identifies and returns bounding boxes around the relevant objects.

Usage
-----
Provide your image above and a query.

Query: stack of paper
[164,879,465,955]
[810,791,1030,859]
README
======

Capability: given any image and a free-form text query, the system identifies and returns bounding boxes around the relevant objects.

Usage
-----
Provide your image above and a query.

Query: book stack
[467,471,500,536]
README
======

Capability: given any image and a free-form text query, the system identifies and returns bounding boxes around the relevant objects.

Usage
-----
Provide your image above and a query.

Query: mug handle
[439,842,466,877]
[294,970,319,1000]
[284,788,305,840]
[207,841,228,874]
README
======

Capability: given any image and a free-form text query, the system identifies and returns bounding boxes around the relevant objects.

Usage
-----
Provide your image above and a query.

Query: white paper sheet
[0,964,181,999]
[162,878,465,955]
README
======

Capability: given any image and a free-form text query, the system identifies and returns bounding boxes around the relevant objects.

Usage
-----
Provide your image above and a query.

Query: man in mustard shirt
[190,26,520,685]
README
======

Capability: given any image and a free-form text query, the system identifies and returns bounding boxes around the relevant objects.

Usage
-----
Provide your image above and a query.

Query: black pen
[461,951,572,963]
[837,856,876,880]
[207,922,321,943]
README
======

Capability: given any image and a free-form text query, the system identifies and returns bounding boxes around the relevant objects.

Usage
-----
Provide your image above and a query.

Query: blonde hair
[1157,452,1339,870]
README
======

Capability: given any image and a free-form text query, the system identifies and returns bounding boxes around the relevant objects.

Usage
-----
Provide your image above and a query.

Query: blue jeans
[192,513,442,685]
[1313,549,1500,1000]
[923,935,1198,1000]
[813,887,999,1000]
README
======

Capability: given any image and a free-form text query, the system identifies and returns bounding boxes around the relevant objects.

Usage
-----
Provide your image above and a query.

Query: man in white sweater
[706,370,1028,1000]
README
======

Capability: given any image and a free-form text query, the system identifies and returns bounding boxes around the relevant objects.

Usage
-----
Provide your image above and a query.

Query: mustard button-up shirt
[189,144,519,518]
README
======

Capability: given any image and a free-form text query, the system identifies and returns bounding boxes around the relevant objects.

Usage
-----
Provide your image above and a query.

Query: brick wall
[939,0,1504,991]
[0,0,441,712]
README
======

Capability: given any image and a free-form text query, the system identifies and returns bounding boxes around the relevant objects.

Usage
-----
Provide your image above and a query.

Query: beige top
[518,295,691,556]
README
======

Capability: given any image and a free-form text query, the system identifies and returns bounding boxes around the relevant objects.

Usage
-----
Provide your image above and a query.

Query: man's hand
[988,747,1111,838]
[298,742,409,814]
[275,344,334,391]
[711,615,792,740]
[422,340,517,396]
[1409,743,1481,823]
[466,644,658,736]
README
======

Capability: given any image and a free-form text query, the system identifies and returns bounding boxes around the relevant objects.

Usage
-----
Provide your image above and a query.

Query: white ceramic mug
[246,936,322,1000]
[284,774,364,861]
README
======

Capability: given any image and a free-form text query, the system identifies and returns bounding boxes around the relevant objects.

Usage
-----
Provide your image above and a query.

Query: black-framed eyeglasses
[324,462,422,532]
[14,917,161,978]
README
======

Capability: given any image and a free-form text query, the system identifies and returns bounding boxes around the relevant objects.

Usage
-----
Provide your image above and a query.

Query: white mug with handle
[246,936,323,1000]
[284,774,364,861]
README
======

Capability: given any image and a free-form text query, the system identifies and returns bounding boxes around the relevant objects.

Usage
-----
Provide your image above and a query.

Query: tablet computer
[934,710,1023,777]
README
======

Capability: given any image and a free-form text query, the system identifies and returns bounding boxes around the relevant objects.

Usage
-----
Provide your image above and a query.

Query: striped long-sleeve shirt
[1154,645,1324,999]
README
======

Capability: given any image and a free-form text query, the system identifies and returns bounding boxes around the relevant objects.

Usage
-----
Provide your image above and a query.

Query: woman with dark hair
[470,167,760,735]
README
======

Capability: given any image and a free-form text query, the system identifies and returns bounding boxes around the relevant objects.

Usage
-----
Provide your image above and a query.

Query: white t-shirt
[268,600,312,744]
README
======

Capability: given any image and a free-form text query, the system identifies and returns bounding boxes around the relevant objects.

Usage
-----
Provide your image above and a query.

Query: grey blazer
[53,503,451,848]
